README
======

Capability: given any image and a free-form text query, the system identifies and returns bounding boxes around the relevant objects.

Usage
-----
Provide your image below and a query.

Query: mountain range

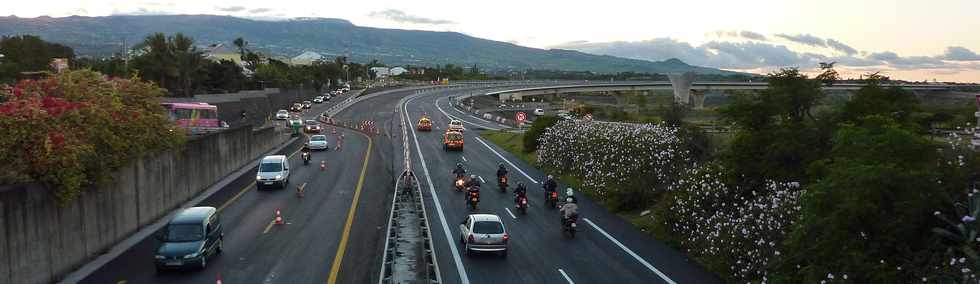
[0,15,739,75]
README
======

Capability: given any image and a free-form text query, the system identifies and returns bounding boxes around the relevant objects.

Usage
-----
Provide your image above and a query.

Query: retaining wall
[0,125,288,284]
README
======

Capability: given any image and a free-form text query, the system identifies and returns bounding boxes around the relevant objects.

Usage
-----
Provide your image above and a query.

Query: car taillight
[468,234,475,243]
[503,234,509,242]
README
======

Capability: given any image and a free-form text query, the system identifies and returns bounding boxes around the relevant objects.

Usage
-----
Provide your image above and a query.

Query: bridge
[486,75,968,108]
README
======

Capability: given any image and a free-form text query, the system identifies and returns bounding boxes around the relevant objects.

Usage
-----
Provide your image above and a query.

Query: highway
[78,91,391,284]
[399,87,721,284]
[75,84,720,284]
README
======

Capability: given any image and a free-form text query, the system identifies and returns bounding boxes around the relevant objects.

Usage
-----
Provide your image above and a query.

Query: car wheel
[464,244,471,255]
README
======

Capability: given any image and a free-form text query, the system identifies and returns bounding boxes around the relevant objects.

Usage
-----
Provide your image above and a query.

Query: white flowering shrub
[664,165,803,282]
[536,120,689,201]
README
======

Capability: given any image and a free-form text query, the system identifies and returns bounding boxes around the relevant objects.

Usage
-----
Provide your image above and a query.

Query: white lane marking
[405,94,471,284]
[434,97,502,130]
[474,137,538,184]
[583,218,675,284]
[504,207,517,219]
[478,176,486,183]
[461,156,467,162]
[558,269,575,284]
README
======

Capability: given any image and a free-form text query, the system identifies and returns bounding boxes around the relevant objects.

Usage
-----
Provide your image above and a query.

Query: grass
[479,130,539,166]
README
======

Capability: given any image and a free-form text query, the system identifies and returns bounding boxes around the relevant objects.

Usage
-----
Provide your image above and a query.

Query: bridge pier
[667,72,696,106]
[690,90,706,109]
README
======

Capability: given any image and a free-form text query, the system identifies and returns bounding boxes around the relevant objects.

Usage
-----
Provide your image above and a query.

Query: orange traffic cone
[332,127,336,134]
[275,209,283,225]
[320,160,327,171]
[216,273,223,284]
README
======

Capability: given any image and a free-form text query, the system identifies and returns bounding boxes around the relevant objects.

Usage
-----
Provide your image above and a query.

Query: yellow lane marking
[326,131,373,284]
[262,219,277,234]
[218,181,255,213]
[116,281,127,284]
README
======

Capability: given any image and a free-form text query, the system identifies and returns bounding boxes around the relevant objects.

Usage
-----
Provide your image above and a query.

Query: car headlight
[183,252,200,259]
[275,175,282,180]
[155,255,166,260]
[256,175,262,180]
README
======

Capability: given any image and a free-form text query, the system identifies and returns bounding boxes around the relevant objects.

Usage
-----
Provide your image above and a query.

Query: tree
[815,62,840,86]
[523,115,560,152]
[0,35,76,83]
[233,37,260,72]
[843,72,920,127]
[773,116,943,282]
[170,33,204,97]
[131,33,176,89]
[201,59,245,93]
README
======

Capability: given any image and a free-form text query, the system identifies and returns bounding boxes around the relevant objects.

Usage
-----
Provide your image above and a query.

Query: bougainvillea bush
[536,120,689,209]
[0,70,183,203]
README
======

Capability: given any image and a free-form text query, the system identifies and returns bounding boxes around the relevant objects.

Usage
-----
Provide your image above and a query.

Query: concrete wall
[162,88,320,128]
[0,125,288,284]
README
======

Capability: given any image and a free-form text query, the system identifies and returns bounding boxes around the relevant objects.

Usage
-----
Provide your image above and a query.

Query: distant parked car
[290,103,303,112]
[154,207,223,271]
[459,214,508,257]
[256,155,290,190]
[302,101,312,109]
[275,110,289,120]
[533,109,545,116]
[313,96,324,104]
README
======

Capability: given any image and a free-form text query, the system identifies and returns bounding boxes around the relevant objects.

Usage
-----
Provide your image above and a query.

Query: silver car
[307,135,329,150]
[459,214,509,257]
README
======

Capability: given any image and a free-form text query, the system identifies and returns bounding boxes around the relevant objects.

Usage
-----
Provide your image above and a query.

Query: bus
[160,102,225,135]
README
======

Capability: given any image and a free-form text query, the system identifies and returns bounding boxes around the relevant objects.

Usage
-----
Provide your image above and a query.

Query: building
[370,67,391,78]
[290,51,324,65]
[390,67,408,76]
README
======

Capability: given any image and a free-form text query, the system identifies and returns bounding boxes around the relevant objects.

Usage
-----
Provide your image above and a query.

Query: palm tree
[135,33,176,89]
[171,33,204,97]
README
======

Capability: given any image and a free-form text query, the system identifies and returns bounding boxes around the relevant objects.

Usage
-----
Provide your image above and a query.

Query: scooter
[302,151,311,165]
[498,176,508,193]
[515,195,528,215]
[454,176,465,192]
[467,186,480,211]
[562,214,578,239]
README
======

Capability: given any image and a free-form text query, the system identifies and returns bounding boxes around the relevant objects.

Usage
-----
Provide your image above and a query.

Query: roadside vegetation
[484,66,980,282]
[0,70,184,204]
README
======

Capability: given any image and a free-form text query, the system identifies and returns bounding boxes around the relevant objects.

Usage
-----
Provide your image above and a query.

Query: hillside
[0,15,738,75]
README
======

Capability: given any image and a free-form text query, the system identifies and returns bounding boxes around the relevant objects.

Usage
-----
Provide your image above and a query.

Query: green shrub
[522,115,559,152]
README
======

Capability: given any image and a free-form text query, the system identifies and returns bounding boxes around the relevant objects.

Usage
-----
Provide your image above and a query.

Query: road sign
[584,113,593,121]
[516,112,527,122]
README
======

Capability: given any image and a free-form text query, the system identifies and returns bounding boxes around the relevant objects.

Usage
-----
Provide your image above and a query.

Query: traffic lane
[409,92,703,284]
[327,89,414,284]
[79,131,369,284]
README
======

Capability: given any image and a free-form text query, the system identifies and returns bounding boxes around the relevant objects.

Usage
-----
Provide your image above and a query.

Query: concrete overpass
[487,79,965,108]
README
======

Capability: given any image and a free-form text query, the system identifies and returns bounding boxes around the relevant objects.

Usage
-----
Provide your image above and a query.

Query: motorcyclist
[301,145,312,162]
[496,163,508,179]
[563,188,578,204]
[514,182,528,204]
[560,197,579,225]
[464,174,481,189]
[465,179,481,204]
[452,163,466,179]
[543,175,558,202]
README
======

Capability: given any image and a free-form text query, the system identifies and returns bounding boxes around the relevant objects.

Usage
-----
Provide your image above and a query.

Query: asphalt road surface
[399,88,722,284]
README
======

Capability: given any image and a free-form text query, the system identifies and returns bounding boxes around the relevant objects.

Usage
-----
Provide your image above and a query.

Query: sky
[3,0,980,82]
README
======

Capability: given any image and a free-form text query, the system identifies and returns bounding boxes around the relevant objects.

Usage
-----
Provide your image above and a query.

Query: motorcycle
[467,186,480,211]
[562,214,578,239]
[302,151,311,165]
[498,176,508,193]
[454,176,465,192]
[546,191,558,209]
[515,195,528,215]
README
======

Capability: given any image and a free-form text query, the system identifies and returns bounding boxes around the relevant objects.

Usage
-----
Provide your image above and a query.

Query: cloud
[739,31,767,41]
[826,39,857,55]
[216,6,246,12]
[775,33,827,47]
[249,8,272,14]
[112,7,173,15]
[943,46,980,61]
[368,9,454,25]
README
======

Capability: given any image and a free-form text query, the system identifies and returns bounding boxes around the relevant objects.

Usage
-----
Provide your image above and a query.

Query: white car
[313,96,324,104]
[256,155,290,190]
[307,135,329,150]
[459,214,508,257]
[533,109,545,116]
[275,110,289,120]
[448,119,464,132]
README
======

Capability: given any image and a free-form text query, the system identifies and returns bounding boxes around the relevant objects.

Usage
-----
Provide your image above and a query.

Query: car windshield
[473,221,504,234]
[277,110,287,114]
[259,162,282,172]
[447,133,463,141]
[311,136,326,141]
[165,224,203,242]
[306,120,317,125]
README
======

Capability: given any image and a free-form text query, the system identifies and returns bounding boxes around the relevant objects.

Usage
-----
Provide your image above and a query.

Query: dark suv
[154,207,223,271]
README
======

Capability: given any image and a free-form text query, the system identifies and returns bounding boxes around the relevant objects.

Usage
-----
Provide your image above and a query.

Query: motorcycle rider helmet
[456,163,462,168]
[517,182,525,188]
[498,163,505,168]
[547,175,554,180]
[566,188,574,197]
